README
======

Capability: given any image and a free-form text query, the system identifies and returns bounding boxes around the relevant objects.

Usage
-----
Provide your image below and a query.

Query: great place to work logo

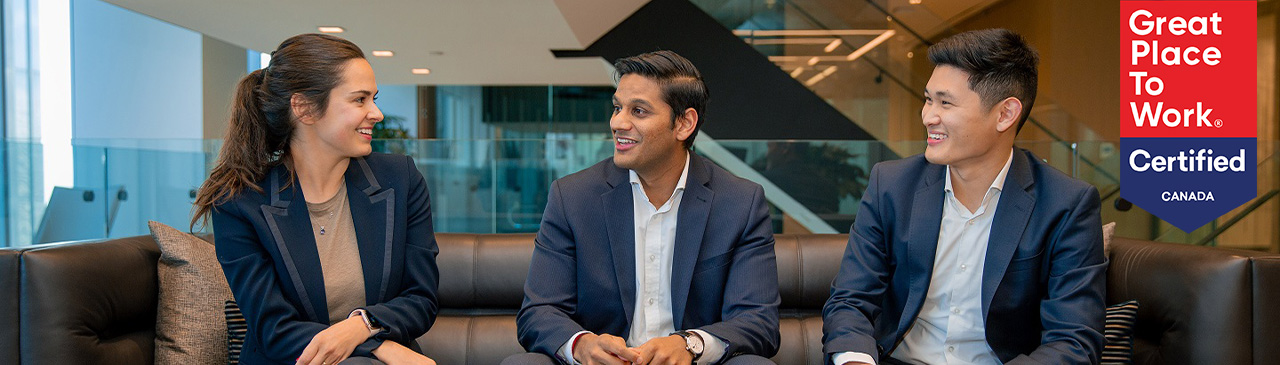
[1120,1,1256,232]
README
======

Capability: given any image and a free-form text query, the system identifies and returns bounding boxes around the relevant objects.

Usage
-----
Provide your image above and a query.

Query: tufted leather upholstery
[1,234,1276,364]
[1106,238,1278,364]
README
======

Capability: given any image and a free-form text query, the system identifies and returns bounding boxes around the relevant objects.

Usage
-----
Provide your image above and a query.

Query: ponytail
[191,69,280,230]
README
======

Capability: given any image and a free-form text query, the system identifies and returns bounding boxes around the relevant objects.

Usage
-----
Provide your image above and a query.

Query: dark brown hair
[928,28,1039,133]
[613,50,709,150]
[191,33,365,230]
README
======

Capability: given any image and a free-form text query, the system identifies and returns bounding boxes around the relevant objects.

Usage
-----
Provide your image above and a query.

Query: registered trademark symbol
[1215,119,1223,128]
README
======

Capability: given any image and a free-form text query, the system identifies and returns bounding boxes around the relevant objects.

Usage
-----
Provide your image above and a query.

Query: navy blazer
[213,153,440,364]
[822,148,1106,364]
[516,155,781,362]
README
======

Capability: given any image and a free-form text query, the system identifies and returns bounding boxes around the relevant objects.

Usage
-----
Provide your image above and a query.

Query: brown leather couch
[1,233,1276,364]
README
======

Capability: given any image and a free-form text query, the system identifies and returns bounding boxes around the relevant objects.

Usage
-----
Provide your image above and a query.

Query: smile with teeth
[357,128,373,136]
[928,133,947,141]
[616,137,637,145]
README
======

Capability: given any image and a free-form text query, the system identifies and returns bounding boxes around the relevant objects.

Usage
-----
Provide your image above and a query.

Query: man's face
[610,74,693,174]
[921,65,1007,169]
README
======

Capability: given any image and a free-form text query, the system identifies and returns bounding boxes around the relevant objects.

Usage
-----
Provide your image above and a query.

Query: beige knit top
[306,181,366,324]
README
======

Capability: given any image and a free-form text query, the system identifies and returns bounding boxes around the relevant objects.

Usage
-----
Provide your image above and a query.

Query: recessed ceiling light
[411,68,431,75]
[371,50,394,57]
[318,26,345,33]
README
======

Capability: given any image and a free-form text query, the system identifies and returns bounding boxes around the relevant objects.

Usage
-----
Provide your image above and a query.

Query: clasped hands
[573,333,693,365]
[295,317,436,365]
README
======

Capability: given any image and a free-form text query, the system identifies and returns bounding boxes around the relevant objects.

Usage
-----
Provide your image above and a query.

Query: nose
[609,110,631,134]
[921,104,939,127]
[369,103,384,123]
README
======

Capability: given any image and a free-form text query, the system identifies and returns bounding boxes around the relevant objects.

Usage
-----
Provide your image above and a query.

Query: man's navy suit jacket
[822,148,1106,364]
[517,155,781,361]
[213,153,440,364]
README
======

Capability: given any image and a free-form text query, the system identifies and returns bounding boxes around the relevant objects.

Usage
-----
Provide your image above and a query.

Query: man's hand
[296,317,369,365]
[634,335,693,365]
[372,341,436,365]
[573,333,641,365]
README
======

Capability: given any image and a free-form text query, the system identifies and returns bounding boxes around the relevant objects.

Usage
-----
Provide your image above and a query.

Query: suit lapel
[981,149,1035,317]
[348,157,394,305]
[259,166,327,322]
[899,164,945,335]
[671,156,712,329]
[602,161,637,326]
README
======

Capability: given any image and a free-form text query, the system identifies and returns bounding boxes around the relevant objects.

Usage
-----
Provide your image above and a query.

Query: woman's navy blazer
[213,153,440,364]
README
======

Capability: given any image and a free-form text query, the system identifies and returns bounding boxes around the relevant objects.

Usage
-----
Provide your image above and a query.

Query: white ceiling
[101,0,620,85]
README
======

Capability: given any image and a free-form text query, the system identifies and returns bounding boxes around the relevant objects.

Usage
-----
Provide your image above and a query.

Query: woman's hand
[296,317,370,365]
[372,341,437,365]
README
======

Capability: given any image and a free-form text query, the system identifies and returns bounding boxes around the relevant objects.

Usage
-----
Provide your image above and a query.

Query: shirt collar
[944,149,1014,194]
[628,153,692,193]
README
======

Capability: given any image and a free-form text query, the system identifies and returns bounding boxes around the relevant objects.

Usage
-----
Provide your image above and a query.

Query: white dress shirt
[559,155,726,365]
[834,150,1012,365]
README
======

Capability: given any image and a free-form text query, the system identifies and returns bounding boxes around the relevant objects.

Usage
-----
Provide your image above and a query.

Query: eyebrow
[349,90,378,97]
[924,89,951,98]
[612,96,654,108]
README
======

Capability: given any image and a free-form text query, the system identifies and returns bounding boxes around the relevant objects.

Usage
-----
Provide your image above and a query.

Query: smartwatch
[349,308,383,337]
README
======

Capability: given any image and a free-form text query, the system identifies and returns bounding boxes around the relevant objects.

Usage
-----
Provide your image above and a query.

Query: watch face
[687,334,704,354]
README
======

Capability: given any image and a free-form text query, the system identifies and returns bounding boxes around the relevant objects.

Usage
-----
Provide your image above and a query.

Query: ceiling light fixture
[790,67,805,78]
[824,39,843,53]
[807,56,820,66]
[411,68,431,75]
[804,66,839,87]
[846,30,897,62]
[371,50,394,57]
[909,0,923,4]
[318,26,345,33]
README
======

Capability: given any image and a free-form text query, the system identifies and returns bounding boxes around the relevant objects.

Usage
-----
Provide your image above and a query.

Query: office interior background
[0,0,1276,251]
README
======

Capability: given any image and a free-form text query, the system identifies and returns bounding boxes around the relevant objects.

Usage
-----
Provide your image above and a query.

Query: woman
[192,33,439,365]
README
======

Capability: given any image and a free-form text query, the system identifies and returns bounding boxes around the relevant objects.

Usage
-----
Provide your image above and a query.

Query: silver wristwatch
[672,330,704,361]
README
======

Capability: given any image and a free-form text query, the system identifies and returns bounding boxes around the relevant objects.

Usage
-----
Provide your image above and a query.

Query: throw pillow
[1101,300,1140,365]
[150,221,232,364]
[225,300,247,365]
[1103,221,1117,257]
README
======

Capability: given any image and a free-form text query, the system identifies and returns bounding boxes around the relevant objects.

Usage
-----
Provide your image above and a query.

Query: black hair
[613,50,709,149]
[928,28,1039,133]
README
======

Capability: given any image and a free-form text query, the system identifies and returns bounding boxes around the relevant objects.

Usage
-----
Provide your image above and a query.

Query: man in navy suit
[505,51,780,365]
[822,29,1106,365]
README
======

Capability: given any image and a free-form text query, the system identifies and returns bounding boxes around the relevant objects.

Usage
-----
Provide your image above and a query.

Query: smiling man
[505,50,780,365]
[822,29,1107,365]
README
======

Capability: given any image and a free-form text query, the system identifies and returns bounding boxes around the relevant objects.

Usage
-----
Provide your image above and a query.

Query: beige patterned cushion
[150,221,232,364]
[1103,221,1117,257]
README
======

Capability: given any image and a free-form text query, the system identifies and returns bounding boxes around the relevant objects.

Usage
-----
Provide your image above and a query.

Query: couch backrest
[435,233,536,310]
[1106,238,1276,365]
[1252,255,1280,363]
[433,233,848,312]
[17,236,160,364]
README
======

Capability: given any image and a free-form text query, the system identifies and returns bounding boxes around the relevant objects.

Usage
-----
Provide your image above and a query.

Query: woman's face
[307,58,383,159]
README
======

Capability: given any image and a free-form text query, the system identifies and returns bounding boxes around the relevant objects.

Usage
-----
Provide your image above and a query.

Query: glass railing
[4,138,1276,252]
